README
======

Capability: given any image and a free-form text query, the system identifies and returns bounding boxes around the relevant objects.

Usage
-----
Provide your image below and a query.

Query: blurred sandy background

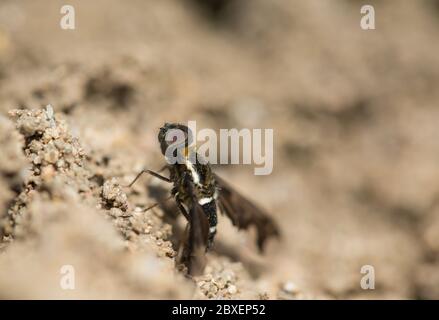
[1,0,439,299]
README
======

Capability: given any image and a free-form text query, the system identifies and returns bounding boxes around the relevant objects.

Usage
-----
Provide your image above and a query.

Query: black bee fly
[128,123,280,276]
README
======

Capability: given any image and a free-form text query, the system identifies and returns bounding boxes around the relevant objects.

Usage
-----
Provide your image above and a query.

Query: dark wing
[177,178,210,276]
[215,174,280,252]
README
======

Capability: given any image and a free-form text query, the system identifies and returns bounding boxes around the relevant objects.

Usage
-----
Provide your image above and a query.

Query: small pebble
[228,285,237,295]
[44,149,59,164]
[282,281,299,294]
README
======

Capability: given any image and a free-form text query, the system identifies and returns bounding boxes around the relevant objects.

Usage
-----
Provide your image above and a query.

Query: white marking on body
[209,226,216,233]
[198,197,213,205]
[185,159,201,185]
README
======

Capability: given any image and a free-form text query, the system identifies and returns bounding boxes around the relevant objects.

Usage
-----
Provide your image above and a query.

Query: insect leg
[125,168,172,187]
[140,195,173,212]
[176,201,190,221]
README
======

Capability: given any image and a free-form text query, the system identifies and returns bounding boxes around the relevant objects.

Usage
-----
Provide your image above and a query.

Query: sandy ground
[1,0,439,299]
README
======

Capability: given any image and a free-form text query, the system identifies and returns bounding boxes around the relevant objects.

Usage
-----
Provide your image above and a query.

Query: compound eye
[165,128,187,145]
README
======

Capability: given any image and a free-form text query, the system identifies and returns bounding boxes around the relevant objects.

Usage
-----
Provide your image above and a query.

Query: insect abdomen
[200,199,217,249]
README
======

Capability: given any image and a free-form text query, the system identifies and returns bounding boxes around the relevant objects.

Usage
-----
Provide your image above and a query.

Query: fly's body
[130,122,280,276]
[168,160,218,248]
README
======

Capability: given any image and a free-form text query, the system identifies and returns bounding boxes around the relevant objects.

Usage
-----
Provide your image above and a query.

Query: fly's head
[158,123,193,157]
